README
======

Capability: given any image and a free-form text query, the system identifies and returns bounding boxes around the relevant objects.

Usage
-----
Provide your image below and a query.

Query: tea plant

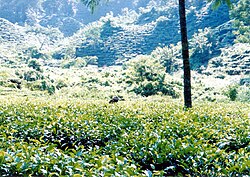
[0,96,249,176]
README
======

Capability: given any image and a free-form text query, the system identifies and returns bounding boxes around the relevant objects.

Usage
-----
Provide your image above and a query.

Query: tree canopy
[230,0,250,43]
[208,0,233,9]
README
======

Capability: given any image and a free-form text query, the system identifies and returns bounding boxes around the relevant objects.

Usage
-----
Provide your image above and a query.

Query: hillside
[0,0,235,66]
[0,0,151,36]
[0,0,249,102]
[205,43,250,76]
[75,1,234,66]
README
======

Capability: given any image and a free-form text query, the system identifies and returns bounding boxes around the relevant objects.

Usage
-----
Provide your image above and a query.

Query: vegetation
[208,0,232,9]
[224,84,238,101]
[124,55,179,97]
[189,28,217,69]
[0,0,249,176]
[230,0,250,43]
[0,96,249,176]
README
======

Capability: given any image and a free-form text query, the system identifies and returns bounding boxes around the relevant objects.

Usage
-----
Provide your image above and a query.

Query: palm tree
[80,0,232,108]
[178,0,192,108]
[208,0,232,9]
[81,0,100,13]
[178,0,232,108]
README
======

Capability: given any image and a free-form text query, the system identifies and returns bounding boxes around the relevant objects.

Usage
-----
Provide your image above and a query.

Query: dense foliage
[124,55,180,97]
[0,96,249,176]
[0,0,238,67]
[230,0,250,43]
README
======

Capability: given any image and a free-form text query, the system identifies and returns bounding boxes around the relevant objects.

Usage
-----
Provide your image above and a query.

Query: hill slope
[0,0,246,71]
[75,1,233,66]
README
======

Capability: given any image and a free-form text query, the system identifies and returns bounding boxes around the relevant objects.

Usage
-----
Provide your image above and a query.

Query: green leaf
[0,151,5,164]
[73,174,82,177]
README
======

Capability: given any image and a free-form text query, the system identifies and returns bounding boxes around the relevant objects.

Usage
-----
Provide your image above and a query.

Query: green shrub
[23,70,43,82]
[56,80,68,90]
[28,59,42,72]
[26,81,43,91]
[40,80,56,94]
[47,85,55,95]
[82,56,98,66]
[75,58,87,68]
[24,47,43,59]
[61,59,76,69]
[224,84,238,101]
[133,82,157,96]
[0,81,4,86]
[124,55,178,97]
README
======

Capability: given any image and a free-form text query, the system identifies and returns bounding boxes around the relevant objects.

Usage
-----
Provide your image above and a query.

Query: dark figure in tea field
[9,79,21,89]
[109,96,119,103]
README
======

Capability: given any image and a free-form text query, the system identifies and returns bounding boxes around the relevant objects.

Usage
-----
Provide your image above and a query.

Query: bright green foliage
[207,0,233,9]
[124,55,179,97]
[230,0,250,43]
[224,84,238,101]
[81,0,101,13]
[0,96,249,176]
[28,59,42,72]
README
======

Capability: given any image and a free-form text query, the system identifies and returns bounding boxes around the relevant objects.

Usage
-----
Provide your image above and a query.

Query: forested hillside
[75,0,233,66]
[0,0,249,99]
[0,0,150,36]
[0,0,243,66]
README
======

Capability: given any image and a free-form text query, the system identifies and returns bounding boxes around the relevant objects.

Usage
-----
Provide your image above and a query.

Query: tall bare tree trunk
[178,0,192,108]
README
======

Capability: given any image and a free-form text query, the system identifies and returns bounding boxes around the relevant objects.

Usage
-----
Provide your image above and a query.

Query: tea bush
[0,96,249,176]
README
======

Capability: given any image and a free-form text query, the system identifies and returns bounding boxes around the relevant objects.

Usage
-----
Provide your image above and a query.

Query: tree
[81,0,101,13]
[230,0,250,43]
[207,0,232,9]
[124,55,178,97]
[178,0,192,108]
[177,0,232,108]
[80,0,232,108]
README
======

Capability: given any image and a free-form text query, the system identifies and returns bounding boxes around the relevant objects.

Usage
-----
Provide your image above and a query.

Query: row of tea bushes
[0,96,249,176]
